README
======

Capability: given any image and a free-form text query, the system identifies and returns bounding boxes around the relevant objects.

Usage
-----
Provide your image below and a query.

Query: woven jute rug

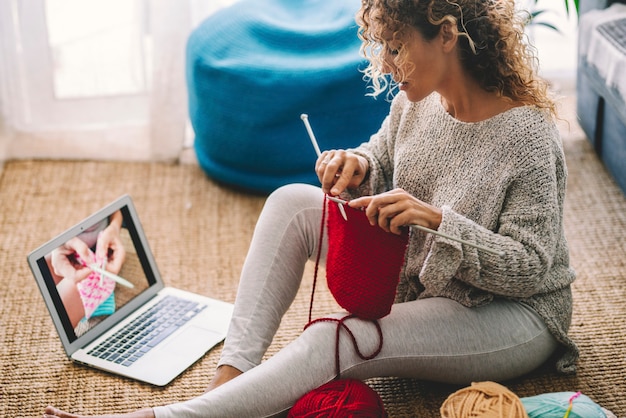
[1,95,625,417]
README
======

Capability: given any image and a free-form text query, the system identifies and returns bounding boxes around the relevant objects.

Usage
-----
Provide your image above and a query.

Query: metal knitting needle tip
[326,196,349,221]
[409,224,505,256]
[327,195,348,205]
[89,263,135,288]
[300,113,322,158]
[326,196,502,255]
[338,202,348,221]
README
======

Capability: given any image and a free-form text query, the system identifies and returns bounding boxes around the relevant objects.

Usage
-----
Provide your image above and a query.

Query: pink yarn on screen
[288,378,387,418]
[75,252,115,319]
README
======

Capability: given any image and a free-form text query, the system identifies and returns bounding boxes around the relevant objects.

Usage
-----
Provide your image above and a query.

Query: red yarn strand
[309,194,328,324]
[305,315,384,379]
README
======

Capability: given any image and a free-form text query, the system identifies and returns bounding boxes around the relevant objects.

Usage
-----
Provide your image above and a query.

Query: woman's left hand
[95,218,126,275]
[349,188,443,235]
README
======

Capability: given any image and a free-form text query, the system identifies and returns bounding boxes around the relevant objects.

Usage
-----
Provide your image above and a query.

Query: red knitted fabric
[288,378,387,418]
[325,199,409,320]
[304,196,409,380]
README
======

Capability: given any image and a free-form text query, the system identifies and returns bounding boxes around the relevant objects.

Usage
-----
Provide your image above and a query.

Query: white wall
[524,0,579,93]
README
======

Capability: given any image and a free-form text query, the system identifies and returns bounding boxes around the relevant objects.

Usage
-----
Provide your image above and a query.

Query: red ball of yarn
[288,379,387,418]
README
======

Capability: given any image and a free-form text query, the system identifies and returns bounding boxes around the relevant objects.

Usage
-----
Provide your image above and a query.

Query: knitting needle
[301,114,348,221]
[410,224,504,256]
[300,114,322,157]
[89,263,135,288]
[327,196,504,256]
[300,115,501,255]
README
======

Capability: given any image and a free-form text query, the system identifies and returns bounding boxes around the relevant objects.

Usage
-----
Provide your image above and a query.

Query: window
[0,0,202,161]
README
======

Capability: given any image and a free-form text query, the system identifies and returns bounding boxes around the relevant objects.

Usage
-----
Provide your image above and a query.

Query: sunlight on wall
[522,0,578,92]
[45,0,149,99]
[190,0,240,27]
[43,0,240,100]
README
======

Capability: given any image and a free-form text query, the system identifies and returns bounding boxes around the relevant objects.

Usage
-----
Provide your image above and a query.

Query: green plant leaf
[532,21,562,33]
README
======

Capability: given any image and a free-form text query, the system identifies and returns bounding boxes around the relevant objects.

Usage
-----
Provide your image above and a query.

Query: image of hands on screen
[46,210,128,334]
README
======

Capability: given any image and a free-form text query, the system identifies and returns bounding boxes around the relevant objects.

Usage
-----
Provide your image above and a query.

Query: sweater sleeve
[418,118,574,303]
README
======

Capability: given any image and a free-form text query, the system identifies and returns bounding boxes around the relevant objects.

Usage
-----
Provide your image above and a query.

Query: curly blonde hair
[356,0,556,116]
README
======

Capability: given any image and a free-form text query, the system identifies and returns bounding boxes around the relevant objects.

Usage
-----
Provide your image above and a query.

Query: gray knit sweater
[346,92,578,374]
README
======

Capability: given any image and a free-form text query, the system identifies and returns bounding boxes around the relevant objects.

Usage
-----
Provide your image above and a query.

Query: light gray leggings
[154,183,558,418]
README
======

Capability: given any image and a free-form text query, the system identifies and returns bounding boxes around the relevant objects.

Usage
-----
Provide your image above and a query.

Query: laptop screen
[32,202,158,344]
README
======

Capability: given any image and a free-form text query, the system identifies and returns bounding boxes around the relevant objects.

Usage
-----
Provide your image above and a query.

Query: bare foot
[205,365,243,392]
[43,405,155,418]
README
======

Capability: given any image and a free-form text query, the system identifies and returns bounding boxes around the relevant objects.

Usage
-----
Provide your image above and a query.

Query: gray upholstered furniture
[577,0,626,194]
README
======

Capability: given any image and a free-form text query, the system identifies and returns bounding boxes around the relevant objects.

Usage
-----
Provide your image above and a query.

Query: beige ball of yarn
[440,381,529,418]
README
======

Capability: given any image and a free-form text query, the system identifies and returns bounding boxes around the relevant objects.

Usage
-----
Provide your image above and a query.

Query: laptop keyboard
[87,295,207,367]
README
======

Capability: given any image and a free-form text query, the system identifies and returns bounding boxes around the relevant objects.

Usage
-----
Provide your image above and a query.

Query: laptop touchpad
[162,326,223,357]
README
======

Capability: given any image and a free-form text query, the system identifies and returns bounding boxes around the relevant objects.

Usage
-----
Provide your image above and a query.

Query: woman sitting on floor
[43,0,578,416]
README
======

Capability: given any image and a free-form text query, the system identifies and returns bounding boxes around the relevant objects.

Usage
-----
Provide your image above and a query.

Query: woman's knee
[266,183,322,212]
[301,315,386,360]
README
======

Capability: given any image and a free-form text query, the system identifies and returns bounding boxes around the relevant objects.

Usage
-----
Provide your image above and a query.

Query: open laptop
[27,194,234,386]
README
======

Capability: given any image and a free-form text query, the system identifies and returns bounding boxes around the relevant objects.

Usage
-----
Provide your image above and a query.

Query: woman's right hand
[51,237,93,284]
[315,150,369,196]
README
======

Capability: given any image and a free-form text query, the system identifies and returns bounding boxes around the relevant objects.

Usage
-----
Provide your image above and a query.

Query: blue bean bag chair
[186,0,390,194]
